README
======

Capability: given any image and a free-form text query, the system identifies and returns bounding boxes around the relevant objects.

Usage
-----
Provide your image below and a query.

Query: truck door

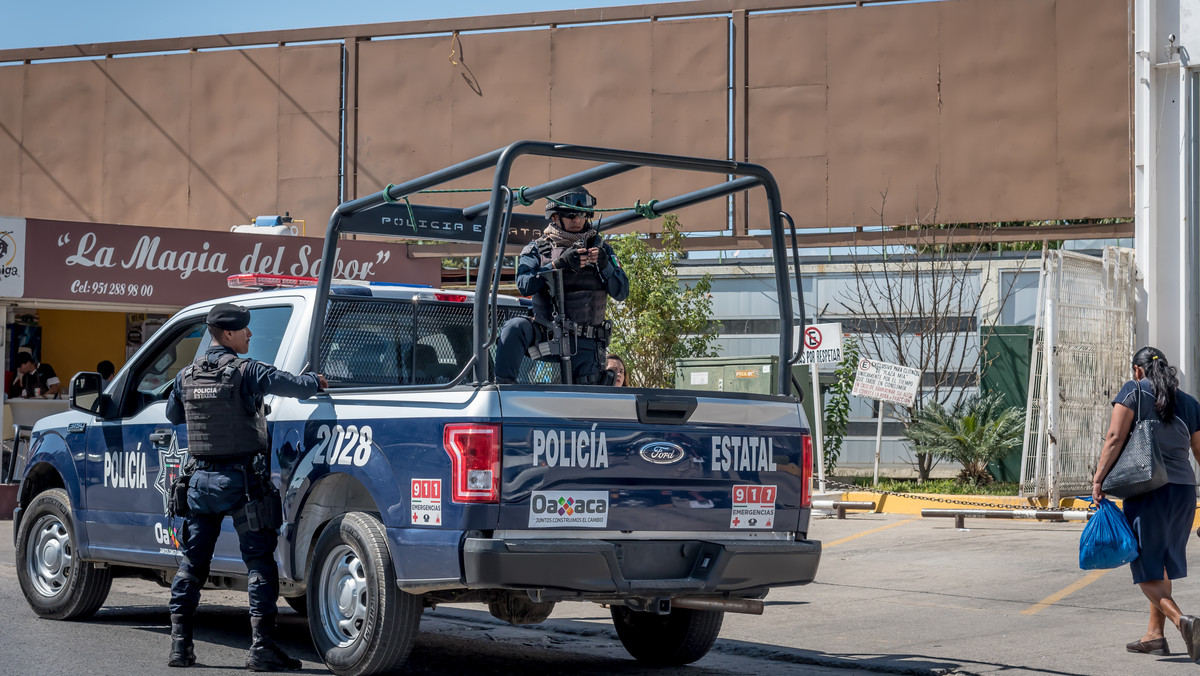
[83,304,297,572]
[83,314,210,567]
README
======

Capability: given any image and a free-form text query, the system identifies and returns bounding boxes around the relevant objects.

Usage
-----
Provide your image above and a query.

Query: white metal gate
[1020,247,1137,500]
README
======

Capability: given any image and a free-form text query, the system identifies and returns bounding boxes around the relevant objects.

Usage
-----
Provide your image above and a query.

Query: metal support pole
[1045,298,1059,504]
[812,364,826,492]
[873,401,885,486]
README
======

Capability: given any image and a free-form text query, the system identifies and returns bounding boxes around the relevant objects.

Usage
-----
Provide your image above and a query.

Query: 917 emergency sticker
[411,479,442,526]
[528,491,608,528]
[730,484,776,529]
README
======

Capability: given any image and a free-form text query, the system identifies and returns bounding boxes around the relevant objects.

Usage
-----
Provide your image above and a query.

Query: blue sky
[2,0,675,51]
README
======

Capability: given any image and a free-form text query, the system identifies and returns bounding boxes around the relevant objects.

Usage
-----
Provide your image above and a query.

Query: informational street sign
[851,359,922,407]
[794,323,844,365]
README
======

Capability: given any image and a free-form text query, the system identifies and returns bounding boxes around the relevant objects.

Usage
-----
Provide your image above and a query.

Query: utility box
[676,356,836,432]
[676,355,779,395]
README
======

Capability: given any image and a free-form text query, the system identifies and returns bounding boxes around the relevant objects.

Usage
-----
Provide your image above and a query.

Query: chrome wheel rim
[318,544,369,647]
[26,514,73,598]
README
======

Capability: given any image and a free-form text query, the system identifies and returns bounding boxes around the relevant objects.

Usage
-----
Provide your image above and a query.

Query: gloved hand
[554,246,583,272]
[596,243,614,270]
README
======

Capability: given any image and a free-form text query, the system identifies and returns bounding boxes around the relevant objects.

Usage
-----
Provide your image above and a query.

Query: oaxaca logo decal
[155,433,190,514]
[528,491,608,528]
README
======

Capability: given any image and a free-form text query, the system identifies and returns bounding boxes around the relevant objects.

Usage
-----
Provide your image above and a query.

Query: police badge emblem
[155,433,190,514]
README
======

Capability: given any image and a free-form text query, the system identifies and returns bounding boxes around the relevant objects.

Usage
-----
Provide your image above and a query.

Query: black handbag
[1101,381,1168,499]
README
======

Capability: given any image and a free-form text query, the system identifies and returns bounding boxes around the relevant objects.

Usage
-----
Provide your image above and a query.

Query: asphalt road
[3,512,1200,675]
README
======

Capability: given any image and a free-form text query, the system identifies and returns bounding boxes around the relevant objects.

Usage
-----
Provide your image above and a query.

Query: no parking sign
[795,323,843,365]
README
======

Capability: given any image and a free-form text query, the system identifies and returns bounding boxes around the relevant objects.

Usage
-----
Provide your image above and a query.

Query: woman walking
[1093,347,1200,660]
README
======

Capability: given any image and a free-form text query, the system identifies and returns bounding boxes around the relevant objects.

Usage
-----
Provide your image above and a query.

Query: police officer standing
[494,187,629,384]
[164,303,327,671]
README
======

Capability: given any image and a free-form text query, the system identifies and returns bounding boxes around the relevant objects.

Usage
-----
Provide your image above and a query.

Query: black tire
[610,605,724,666]
[283,594,307,615]
[15,488,112,620]
[307,512,422,676]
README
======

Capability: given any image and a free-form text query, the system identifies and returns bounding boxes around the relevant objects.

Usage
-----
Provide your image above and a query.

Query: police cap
[206,303,251,331]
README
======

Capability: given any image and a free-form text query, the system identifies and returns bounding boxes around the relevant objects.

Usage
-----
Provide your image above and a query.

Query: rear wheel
[15,488,112,620]
[611,605,723,666]
[308,513,422,676]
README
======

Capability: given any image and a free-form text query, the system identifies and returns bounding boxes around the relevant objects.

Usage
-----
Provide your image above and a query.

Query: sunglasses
[558,212,587,220]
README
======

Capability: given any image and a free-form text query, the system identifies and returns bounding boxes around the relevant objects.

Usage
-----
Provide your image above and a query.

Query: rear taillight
[801,434,813,508]
[443,423,501,502]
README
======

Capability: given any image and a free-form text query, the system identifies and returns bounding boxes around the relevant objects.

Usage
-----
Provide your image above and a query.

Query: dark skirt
[1123,483,1196,584]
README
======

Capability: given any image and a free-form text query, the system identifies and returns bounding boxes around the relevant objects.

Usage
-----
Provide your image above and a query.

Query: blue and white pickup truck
[12,142,820,676]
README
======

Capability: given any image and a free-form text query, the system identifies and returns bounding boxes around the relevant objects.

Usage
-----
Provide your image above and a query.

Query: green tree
[607,215,718,388]
[821,335,861,476]
[902,393,1025,486]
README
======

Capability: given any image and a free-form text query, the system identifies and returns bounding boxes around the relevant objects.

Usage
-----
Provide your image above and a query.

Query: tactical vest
[181,353,268,458]
[530,240,609,327]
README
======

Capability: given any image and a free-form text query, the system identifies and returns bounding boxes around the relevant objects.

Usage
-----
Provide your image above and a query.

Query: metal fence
[1020,247,1137,500]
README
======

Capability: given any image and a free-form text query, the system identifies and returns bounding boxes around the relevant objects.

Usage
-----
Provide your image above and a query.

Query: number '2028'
[312,424,373,467]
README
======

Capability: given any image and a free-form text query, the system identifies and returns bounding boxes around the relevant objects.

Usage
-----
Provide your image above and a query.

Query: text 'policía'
[532,429,609,468]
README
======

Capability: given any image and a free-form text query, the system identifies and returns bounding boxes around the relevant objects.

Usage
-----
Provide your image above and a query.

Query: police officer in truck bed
[164,303,327,671]
[494,187,629,384]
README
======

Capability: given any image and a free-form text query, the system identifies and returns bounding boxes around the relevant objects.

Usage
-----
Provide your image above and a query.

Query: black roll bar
[308,141,800,396]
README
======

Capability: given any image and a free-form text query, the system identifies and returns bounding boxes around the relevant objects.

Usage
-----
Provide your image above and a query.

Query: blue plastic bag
[1079,497,1139,570]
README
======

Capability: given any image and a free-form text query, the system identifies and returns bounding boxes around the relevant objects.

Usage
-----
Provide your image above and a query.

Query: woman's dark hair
[1133,346,1178,420]
[605,353,627,386]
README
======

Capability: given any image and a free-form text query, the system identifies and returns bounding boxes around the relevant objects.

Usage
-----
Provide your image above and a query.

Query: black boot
[168,613,196,668]
[245,614,302,672]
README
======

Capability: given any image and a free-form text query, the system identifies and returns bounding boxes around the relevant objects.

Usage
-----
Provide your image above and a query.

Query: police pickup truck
[11,142,820,676]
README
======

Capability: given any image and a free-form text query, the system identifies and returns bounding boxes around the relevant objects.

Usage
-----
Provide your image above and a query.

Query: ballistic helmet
[545,187,596,217]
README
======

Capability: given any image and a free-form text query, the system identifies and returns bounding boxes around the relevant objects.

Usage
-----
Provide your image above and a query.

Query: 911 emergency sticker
[730,484,776,529]
[528,491,609,528]
[411,479,442,526]
[311,424,373,467]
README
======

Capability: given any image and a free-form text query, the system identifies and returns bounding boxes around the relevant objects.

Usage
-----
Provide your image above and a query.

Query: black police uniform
[494,231,629,384]
[163,304,321,670]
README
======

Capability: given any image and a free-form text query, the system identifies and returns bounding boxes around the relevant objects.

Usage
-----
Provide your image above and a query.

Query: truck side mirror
[70,372,108,417]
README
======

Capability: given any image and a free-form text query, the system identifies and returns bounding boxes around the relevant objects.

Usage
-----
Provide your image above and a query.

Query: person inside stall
[13,353,60,399]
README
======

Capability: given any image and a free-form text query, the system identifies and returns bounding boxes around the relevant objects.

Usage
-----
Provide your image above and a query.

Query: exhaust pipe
[670,596,764,615]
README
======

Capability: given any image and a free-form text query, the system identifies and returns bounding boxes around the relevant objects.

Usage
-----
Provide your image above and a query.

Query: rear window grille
[318,298,554,386]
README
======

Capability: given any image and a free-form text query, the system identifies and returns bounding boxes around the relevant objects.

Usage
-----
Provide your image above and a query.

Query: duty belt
[195,457,253,470]
[575,323,611,341]
[529,318,611,341]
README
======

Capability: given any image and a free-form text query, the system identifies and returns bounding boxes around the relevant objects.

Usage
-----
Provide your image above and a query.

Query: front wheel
[15,488,112,620]
[308,512,422,676]
[611,605,723,666]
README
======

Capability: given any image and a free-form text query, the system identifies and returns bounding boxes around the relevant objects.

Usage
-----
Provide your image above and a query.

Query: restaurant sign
[18,218,440,307]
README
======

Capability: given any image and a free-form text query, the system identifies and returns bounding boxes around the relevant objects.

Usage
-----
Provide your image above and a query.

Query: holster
[242,460,283,532]
[166,458,196,519]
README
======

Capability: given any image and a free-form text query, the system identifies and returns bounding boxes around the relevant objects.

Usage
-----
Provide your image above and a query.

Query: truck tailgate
[497,387,810,534]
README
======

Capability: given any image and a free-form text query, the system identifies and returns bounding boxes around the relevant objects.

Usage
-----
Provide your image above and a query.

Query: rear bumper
[462,537,821,595]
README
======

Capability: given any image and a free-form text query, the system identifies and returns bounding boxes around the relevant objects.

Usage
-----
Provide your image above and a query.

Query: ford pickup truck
[12,142,820,676]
